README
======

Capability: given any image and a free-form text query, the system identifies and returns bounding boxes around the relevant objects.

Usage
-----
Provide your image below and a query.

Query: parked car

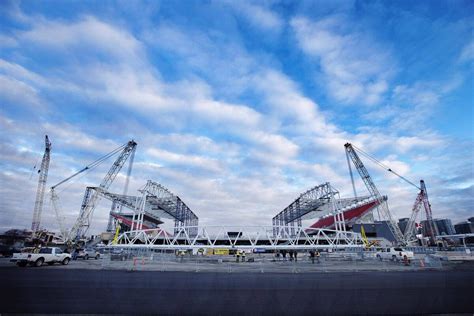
[75,248,100,260]
[11,247,71,267]
[376,247,414,263]
[110,248,131,261]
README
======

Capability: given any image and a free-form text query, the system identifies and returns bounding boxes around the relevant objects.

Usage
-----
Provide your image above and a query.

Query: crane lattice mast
[419,180,437,243]
[70,140,137,241]
[344,143,405,245]
[404,189,424,242]
[31,135,52,233]
[404,180,437,244]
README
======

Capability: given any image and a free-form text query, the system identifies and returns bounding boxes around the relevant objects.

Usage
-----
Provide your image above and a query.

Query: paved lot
[0,253,448,273]
[1,266,473,314]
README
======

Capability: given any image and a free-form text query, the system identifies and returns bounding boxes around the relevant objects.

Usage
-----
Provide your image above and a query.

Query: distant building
[398,218,410,234]
[454,218,474,234]
[353,221,397,243]
[423,218,456,236]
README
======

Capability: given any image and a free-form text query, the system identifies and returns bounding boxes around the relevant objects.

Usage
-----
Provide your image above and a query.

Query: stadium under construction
[14,135,471,255]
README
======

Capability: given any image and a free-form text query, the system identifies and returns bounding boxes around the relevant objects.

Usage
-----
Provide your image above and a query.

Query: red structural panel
[309,200,379,229]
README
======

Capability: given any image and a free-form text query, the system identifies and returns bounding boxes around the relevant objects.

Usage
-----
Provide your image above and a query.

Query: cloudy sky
[0,0,472,234]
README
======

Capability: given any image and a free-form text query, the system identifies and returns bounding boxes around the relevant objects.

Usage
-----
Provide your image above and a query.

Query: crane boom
[344,143,405,245]
[420,180,437,243]
[70,140,137,241]
[404,181,437,244]
[31,135,52,233]
[404,191,423,242]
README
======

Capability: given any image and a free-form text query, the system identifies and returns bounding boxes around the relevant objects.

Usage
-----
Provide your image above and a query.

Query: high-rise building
[454,218,474,234]
[420,218,456,237]
[434,218,456,236]
[398,218,409,234]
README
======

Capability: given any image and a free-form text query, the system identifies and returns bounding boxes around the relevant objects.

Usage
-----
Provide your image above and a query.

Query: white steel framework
[109,226,363,250]
[272,182,347,236]
[31,135,52,232]
[91,180,199,236]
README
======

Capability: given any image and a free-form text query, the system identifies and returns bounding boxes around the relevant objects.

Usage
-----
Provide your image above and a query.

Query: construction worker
[72,248,78,260]
[241,250,246,262]
[178,250,185,262]
[236,250,240,262]
[403,255,410,266]
[316,250,321,264]
[309,250,315,264]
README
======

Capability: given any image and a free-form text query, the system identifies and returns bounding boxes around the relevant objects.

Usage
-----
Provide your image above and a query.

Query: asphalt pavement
[1,267,473,314]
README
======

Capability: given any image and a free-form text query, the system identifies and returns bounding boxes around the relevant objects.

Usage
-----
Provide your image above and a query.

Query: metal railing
[109,226,364,250]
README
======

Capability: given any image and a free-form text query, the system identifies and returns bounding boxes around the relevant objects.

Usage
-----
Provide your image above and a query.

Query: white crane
[345,143,437,245]
[31,135,52,233]
[344,143,406,245]
[71,140,137,242]
[403,180,437,245]
[49,140,137,243]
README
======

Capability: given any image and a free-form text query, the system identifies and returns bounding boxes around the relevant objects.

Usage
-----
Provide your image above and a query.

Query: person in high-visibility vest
[241,250,246,262]
[236,250,241,262]
[316,250,321,264]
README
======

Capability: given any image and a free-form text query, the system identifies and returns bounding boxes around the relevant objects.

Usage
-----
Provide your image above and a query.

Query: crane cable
[351,144,421,190]
[51,143,128,194]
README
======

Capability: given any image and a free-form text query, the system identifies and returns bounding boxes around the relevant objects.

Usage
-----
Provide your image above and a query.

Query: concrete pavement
[1,267,473,314]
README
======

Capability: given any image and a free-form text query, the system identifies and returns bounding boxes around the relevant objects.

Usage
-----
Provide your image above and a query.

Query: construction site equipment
[344,143,405,245]
[404,180,437,244]
[70,140,137,242]
[360,225,369,247]
[360,225,380,248]
[344,143,437,246]
[31,135,52,233]
[49,140,137,243]
[112,220,121,245]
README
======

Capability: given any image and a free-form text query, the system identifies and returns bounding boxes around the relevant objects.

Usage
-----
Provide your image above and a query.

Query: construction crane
[49,140,137,243]
[70,140,137,242]
[345,143,438,246]
[31,135,52,233]
[403,180,437,245]
[344,143,406,245]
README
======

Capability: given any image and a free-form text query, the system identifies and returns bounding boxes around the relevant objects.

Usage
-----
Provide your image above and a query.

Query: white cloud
[0,75,44,108]
[146,147,225,173]
[1,7,471,234]
[291,16,394,106]
[0,33,18,48]
[459,40,474,63]
[20,16,145,64]
[0,59,46,86]
[227,1,284,32]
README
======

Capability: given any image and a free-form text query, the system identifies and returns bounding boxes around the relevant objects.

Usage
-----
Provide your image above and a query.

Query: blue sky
[0,0,473,234]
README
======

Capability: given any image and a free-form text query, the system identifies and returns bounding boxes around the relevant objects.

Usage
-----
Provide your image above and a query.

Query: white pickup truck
[376,247,414,263]
[11,247,71,267]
